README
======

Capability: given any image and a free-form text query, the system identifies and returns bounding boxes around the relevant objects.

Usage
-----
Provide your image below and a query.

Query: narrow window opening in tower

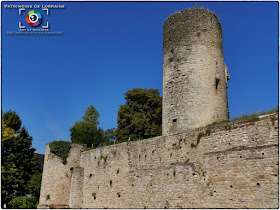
[215,78,220,90]
[171,119,177,131]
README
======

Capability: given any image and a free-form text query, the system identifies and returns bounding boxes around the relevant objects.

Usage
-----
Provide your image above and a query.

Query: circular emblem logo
[26,10,42,27]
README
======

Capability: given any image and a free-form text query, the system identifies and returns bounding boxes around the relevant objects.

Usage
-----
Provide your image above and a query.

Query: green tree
[1,111,41,208]
[70,105,105,148]
[3,110,22,133]
[26,172,42,199]
[82,105,100,126]
[115,88,162,142]
[102,128,116,146]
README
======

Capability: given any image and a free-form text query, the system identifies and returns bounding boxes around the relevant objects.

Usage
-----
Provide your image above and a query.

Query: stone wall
[38,113,279,208]
[38,144,86,209]
[162,9,229,135]
[69,167,84,208]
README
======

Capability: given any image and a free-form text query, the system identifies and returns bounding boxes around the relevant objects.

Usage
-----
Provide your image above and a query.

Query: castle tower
[162,9,229,135]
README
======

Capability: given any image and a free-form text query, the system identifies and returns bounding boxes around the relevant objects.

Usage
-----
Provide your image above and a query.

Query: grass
[207,109,278,127]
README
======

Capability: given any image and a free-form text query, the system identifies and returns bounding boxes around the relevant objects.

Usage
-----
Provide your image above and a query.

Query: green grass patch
[207,109,278,127]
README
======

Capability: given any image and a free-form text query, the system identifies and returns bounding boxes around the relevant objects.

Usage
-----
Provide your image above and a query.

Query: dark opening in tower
[215,78,220,90]
[171,119,177,131]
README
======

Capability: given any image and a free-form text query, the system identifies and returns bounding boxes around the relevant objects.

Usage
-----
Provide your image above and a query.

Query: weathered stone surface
[38,144,86,209]
[163,9,229,135]
[38,8,278,209]
[38,113,279,209]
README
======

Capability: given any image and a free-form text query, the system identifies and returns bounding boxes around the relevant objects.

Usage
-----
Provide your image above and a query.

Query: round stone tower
[162,9,230,135]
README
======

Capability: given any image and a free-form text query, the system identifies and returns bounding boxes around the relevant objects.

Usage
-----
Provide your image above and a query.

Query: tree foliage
[1,119,15,141]
[26,173,42,200]
[70,121,105,148]
[115,88,162,142]
[1,111,41,208]
[82,105,100,126]
[70,105,105,148]
[70,105,117,148]
[3,110,22,133]
[8,196,38,209]
[102,128,116,146]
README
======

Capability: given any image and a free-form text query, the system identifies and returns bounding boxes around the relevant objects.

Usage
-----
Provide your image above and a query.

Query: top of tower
[164,8,219,23]
[163,8,223,52]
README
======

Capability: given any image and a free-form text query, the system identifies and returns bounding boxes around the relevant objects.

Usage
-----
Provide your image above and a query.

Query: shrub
[49,141,71,165]
[8,196,38,209]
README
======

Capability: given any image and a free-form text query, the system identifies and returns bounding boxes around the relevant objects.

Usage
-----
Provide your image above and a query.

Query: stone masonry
[163,9,229,135]
[38,8,278,209]
[38,113,279,208]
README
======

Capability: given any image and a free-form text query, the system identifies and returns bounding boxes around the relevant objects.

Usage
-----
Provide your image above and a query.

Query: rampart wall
[38,113,279,208]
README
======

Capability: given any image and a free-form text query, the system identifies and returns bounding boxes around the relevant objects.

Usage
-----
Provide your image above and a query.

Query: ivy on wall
[49,141,71,165]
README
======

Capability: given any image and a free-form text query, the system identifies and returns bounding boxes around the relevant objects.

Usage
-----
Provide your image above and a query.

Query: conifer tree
[1,111,41,208]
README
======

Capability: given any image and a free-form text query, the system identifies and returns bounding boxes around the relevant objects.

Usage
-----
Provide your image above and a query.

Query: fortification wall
[38,112,279,208]
[38,144,86,209]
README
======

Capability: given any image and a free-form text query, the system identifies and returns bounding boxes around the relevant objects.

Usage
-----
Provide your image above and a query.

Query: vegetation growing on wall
[207,109,279,127]
[49,141,71,165]
[191,132,207,148]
